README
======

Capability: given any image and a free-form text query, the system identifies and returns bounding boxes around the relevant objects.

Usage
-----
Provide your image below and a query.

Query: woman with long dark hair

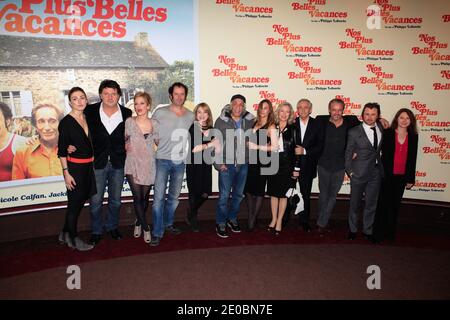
[374,108,418,242]
[245,99,278,231]
[58,87,96,251]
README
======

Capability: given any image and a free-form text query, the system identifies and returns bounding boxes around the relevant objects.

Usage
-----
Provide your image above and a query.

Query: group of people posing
[57,79,418,251]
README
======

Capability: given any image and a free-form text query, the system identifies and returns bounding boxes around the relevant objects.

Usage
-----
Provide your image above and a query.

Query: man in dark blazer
[284,98,323,232]
[84,80,132,245]
[345,103,384,243]
[315,99,390,235]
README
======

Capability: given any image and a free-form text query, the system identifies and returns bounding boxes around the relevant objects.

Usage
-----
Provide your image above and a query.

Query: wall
[198,0,450,203]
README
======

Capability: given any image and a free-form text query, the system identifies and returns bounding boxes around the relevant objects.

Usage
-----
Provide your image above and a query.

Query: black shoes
[301,223,312,233]
[90,234,102,245]
[191,220,200,233]
[186,217,200,233]
[150,236,161,247]
[90,230,120,244]
[317,226,331,236]
[347,232,378,243]
[226,220,241,233]
[109,229,122,240]
[363,233,379,244]
[216,224,229,238]
[165,225,182,235]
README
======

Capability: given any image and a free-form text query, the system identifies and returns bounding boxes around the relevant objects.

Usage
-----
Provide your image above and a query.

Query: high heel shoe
[274,229,282,236]
[267,226,275,232]
[58,231,68,244]
[67,237,94,251]
[143,227,151,244]
[134,220,142,238]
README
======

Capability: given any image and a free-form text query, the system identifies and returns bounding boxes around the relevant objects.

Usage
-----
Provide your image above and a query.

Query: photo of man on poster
[11,104,63,180]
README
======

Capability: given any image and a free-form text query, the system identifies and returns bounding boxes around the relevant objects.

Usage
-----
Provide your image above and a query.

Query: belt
[67,156,94,164]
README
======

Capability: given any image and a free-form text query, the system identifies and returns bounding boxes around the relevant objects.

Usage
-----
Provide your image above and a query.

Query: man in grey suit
[345,103,384,243]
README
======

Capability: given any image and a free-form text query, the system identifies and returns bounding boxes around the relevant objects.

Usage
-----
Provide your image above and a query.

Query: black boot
[246,193,255,231]
[247,195,264,231]
[248,210,256,231]
[190,214,200,233]
[187,197,200,232]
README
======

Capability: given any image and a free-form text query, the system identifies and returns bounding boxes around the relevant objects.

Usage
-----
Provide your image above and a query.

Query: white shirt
[299,117,309,155]
[277,127,285,152]
[362,122,382,148]
[100,103,123,135]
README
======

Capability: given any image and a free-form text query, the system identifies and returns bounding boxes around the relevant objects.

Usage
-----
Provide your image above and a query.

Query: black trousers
[374,174,407,241]
[298,176,314,224]
[64,193,89,239]
[64,163,94,239]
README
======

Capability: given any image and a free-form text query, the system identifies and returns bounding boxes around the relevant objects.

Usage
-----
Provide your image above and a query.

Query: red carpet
[1,220,450,279]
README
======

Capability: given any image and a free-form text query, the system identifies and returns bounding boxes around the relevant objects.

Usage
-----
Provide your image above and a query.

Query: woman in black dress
[267,102,299,235]
[186,103,219,232]
[58,87,96,251]
[374,108,418,242]
[245,99,278,231]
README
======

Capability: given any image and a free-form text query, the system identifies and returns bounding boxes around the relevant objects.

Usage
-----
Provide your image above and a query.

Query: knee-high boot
[187,195,202,232]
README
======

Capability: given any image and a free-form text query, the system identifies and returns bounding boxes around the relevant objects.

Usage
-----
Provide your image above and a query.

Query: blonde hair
[193,102,213,128]
[134,91,152,109]
[275,102,294,125]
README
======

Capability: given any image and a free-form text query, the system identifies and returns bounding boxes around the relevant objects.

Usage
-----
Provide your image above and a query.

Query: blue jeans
[216,164,248,225]
[90,162,124,235]
[152,159,185,238]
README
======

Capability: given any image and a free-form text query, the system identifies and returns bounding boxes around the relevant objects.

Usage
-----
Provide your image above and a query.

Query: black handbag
[286,187,300,213]
[288,193,300,209]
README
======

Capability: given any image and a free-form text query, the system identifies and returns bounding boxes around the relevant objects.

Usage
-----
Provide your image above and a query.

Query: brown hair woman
[374,108,418,242]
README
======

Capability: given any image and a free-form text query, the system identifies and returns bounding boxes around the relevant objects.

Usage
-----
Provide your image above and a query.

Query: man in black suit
[84,80,132,245]
[315,99,360,235]
[284,98,323,232]
[345,103,384,243]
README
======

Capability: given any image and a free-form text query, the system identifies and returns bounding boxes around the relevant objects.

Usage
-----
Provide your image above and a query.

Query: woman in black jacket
[58,87,96,251]
[266,102,299,235]
[374,108,418,242]
[245,99,278,231]
[186,103,219,232]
